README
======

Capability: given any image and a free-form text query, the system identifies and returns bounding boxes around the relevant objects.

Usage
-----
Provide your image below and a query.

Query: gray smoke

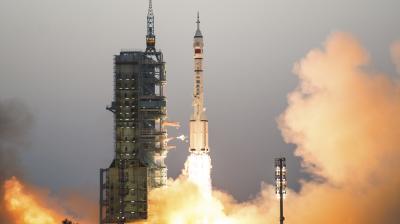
[0,99,33,223]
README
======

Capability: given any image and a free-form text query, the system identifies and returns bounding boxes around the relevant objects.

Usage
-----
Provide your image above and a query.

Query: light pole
[275,158,287,224]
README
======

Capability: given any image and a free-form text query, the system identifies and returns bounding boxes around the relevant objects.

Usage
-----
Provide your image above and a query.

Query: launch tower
[100,1,168,223]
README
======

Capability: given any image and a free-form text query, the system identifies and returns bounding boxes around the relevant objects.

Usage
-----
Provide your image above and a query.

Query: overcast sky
[1,0,400,202]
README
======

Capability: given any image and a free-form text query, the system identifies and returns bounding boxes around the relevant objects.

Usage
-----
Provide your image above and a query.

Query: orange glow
[4,177,65,224]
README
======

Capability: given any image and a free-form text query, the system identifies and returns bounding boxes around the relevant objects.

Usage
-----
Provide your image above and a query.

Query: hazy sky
[0,0,399,202]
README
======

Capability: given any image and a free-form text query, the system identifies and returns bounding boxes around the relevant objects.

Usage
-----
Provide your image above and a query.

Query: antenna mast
[275,158,287,224]
[146,0,156,52]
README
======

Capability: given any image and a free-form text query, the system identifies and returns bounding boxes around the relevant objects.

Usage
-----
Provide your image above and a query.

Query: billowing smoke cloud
[278,32,400,223]
[0,99,32,223]
[0,99,32,181]
[137,32,400,224]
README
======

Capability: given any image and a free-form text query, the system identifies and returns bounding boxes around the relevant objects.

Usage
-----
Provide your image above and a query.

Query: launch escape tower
[100,1,168,223]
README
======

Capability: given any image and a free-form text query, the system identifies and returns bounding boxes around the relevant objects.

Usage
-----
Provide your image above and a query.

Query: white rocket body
[189,15,209,154]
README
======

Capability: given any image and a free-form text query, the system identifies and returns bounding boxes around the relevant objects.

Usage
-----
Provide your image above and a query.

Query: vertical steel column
[279,162,284,224]
[275,158,286,224]
[99,169,104,224]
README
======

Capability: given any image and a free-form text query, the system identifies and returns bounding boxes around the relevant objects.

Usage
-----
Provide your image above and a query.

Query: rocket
[189,13,209,154]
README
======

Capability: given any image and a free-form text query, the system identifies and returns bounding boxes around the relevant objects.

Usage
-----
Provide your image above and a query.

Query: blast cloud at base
[279,32,400,224]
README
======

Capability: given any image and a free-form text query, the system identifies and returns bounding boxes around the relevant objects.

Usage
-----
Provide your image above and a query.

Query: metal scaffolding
[100,1,168,223]
[100,49,167,224]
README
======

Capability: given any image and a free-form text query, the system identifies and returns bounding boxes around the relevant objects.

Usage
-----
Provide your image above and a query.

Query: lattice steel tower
[100,1,168,223]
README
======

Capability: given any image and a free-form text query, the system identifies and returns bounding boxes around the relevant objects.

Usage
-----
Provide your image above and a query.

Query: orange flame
[3,177,65,224]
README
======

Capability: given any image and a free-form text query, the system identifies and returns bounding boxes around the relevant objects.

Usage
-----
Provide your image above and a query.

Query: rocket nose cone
[195,29,203,38]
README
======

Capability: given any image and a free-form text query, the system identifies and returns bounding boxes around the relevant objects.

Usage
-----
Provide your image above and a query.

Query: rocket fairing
[189,13,210,154]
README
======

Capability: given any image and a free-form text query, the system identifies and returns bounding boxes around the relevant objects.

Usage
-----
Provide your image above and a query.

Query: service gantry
[100,1,168,223]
